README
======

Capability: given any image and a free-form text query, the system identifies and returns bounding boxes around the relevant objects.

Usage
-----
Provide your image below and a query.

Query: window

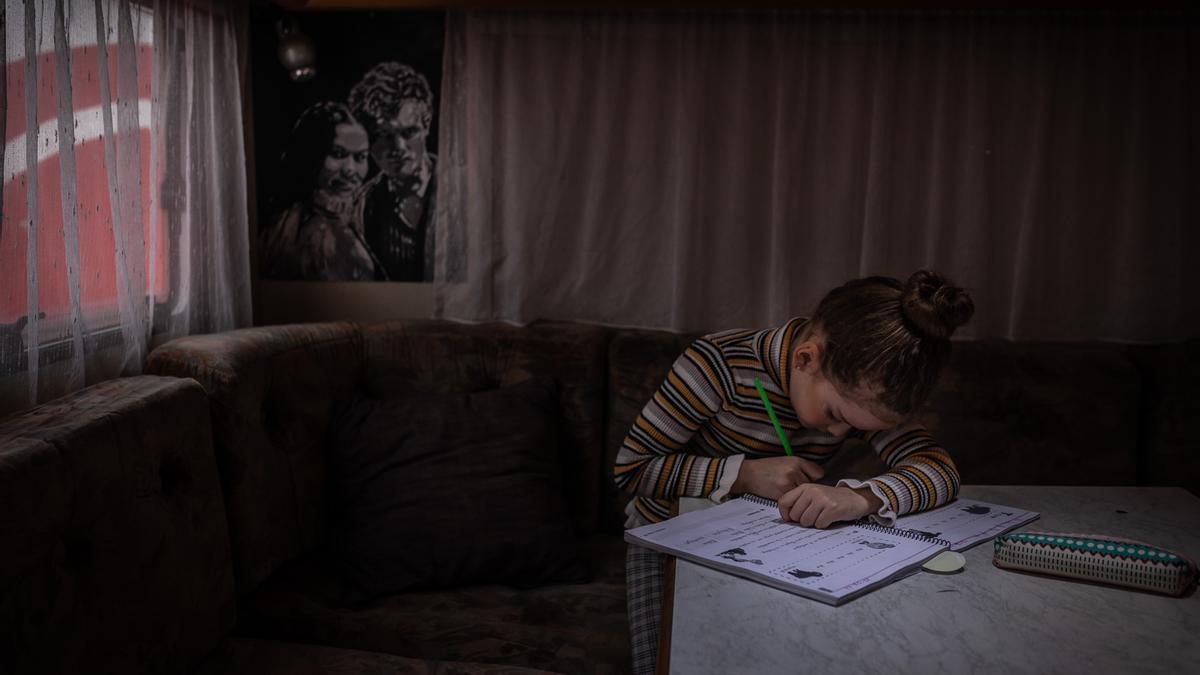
[2,1,165,366]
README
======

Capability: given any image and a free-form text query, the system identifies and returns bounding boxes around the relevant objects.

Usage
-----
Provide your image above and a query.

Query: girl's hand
[778,484,880,528]
[731,457,826,501]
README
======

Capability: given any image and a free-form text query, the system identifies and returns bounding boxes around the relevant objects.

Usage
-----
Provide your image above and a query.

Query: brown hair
[809,270,974,417]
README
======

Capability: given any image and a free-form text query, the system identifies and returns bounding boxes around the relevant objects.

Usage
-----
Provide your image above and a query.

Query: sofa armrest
[0,376,234,674]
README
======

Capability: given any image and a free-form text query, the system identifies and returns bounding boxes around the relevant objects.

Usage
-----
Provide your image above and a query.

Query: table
[664,486,1200,675]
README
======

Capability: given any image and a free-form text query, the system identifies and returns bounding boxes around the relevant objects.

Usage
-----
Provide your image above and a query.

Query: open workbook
[624,495,1038,606]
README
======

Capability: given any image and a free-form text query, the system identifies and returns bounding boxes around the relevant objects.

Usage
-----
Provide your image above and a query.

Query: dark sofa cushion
[328,377,586,597]
[360,321,610,536]
[235,534,630,675]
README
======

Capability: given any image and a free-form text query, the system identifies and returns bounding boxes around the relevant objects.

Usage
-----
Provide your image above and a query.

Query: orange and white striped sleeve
[612,338,739,505]
[837,425,961,525]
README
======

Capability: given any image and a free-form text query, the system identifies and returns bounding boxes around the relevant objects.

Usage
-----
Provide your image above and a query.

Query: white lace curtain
[434,10,1199,341]
[1,0,252,415]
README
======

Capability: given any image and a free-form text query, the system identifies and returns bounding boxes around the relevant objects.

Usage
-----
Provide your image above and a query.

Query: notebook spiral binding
[741,493,779,508]
[859,522,953,548]
[740,494,953,548]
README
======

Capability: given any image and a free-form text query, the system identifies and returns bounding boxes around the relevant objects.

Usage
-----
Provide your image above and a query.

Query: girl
[614,270,974,674]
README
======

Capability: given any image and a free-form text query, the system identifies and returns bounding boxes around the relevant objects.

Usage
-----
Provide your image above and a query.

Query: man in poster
[348,62,437,282]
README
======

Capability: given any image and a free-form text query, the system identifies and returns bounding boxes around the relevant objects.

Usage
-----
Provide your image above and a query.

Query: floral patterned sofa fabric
[0,376,236,675]
[196,638,560,675]
[146,322,364,597]
[236,535,629,674]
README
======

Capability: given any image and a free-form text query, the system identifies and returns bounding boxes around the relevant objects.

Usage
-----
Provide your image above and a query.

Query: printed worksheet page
[893,498,1040,550]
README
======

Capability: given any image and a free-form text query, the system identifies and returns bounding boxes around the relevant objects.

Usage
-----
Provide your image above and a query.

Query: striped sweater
[613,317,961,526]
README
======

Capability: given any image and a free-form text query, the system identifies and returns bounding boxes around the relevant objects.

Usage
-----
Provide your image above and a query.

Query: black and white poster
[251,10,444,282]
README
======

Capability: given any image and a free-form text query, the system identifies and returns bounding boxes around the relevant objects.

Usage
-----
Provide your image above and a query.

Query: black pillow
[326,376,587,598]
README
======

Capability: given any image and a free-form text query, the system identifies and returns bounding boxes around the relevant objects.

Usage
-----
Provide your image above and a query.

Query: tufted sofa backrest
[143,319,1198,600]
[0,376,235,675]
[914,340,1142,486]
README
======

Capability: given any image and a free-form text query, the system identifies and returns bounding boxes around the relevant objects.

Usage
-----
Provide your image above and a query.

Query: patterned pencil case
[993,532,1198,597]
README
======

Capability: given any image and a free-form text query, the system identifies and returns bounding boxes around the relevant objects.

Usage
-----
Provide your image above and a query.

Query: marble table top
[668,485,1200,675]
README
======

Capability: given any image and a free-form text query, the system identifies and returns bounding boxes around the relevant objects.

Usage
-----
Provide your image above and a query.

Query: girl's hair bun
[901,270,975,340]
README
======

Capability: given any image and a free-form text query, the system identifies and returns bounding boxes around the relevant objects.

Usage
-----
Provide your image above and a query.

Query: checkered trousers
[626,544,667,675]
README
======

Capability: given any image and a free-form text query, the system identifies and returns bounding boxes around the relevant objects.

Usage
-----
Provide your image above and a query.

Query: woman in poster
[259,101,380,281]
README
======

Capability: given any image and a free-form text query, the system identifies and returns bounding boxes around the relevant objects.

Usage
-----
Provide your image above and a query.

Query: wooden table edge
[655,555,677,675]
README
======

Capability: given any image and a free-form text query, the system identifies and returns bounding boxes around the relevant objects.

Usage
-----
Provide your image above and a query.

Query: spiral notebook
[625,494,952,606]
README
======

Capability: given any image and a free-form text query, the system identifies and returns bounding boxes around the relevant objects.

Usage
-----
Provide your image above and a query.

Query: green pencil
[754,377,794,456]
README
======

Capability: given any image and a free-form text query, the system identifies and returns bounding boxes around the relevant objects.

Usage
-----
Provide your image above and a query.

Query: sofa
[2,319,1196,674]
[0,375,553,675]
